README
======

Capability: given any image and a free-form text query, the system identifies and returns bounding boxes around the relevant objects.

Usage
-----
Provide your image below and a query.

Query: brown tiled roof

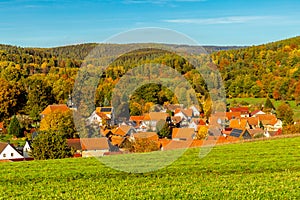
[67,139,82,151]
[113,125,133,137]
[172,116,182,123]
[144,112,169,121]
[226,112,241,120]
[172,128,195,140]
[248,128,264,136]
[244,117,259,126]
[182,109,193,117]
[134,132,159,141]
[229,119,248,129]
[41,104,69,115]
[257,114,277,125]
[96,112,110,120]
[0,142,8,153]
[110,135,125,146]
[174,109,193,117]
[101,129,112,137]
[80,138,109,150]
[130,116,145,122]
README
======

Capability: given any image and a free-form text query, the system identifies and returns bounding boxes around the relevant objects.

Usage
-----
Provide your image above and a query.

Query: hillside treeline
[212,36,300,102]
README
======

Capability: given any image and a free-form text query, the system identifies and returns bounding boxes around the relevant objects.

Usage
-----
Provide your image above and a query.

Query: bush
[31,130,73,160]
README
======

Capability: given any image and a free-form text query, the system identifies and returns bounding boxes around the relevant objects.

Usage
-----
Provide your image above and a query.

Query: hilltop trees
[212,36,300,100]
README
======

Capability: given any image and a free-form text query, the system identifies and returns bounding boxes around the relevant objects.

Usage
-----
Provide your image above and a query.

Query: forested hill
[0,36,299,122]
[211,36,300,100]
[0,43,242,60]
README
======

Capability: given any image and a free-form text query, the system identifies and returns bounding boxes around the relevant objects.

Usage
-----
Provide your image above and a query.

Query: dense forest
[0,36,299,127]
[212,36,300,101]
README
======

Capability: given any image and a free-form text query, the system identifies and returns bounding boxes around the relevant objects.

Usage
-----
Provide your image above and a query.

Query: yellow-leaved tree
[40,110,76,138]
[197,125,208,140]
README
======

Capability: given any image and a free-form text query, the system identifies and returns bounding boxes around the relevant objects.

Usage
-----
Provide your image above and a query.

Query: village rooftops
[230,107,249,114]
[129,116,145,122]
[143,112,169,121]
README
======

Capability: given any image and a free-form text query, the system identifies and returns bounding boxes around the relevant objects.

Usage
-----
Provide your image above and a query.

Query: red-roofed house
[251,110,265,117]
[226,112,241,120]
[230,107,250,117]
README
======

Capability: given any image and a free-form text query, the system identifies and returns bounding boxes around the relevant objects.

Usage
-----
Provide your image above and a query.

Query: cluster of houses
[0,103,283,161]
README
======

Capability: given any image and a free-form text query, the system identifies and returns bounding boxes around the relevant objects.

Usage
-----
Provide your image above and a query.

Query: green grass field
[227,97,300,121]
[1,137,300,199]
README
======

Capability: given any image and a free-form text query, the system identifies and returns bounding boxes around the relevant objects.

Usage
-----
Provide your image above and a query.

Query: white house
[23,140,32,158]
[189,105,200,117]
[0,142,24,160]
[87,107,115,126]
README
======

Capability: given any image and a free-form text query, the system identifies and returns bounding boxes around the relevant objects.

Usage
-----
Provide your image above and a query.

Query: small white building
[23,140,32,158]
[0,142,24,160]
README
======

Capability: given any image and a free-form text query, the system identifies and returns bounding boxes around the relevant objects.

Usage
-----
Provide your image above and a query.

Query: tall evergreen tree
[264,97,275,111]
[8,115,22,137]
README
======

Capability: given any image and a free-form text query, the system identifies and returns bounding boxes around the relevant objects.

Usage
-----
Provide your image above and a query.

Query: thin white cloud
[163,16,275,25]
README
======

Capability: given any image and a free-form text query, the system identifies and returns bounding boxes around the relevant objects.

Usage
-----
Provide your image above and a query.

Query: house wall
[82,150,109,157]
[87,112,103,126]
[23,142,31,158]
[0,145,24,160]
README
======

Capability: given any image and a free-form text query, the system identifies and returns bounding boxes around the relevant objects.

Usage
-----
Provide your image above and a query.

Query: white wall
[0,145,24,160]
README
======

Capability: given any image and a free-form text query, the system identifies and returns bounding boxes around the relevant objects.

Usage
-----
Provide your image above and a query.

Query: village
[0,101,283,161]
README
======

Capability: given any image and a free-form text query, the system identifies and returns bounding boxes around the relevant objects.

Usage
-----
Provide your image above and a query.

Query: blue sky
[0,0,299,47]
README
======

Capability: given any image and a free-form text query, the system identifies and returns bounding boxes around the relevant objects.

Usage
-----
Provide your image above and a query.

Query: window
[11,153,14,157]
[3,154,6,158]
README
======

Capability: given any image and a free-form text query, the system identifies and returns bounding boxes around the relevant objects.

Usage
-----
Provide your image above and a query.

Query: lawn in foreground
[1,137,300,199]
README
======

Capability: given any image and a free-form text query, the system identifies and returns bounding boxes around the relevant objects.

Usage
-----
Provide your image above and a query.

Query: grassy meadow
[1,137,300,199]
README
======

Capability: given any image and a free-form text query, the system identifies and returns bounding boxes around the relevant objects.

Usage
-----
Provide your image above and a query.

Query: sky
[0,0,300,47]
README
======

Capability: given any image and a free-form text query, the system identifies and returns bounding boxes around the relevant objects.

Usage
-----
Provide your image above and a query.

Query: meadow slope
[1,137,300,199]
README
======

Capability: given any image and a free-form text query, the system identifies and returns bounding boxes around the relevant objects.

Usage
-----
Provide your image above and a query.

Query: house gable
[0,143,24,160]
